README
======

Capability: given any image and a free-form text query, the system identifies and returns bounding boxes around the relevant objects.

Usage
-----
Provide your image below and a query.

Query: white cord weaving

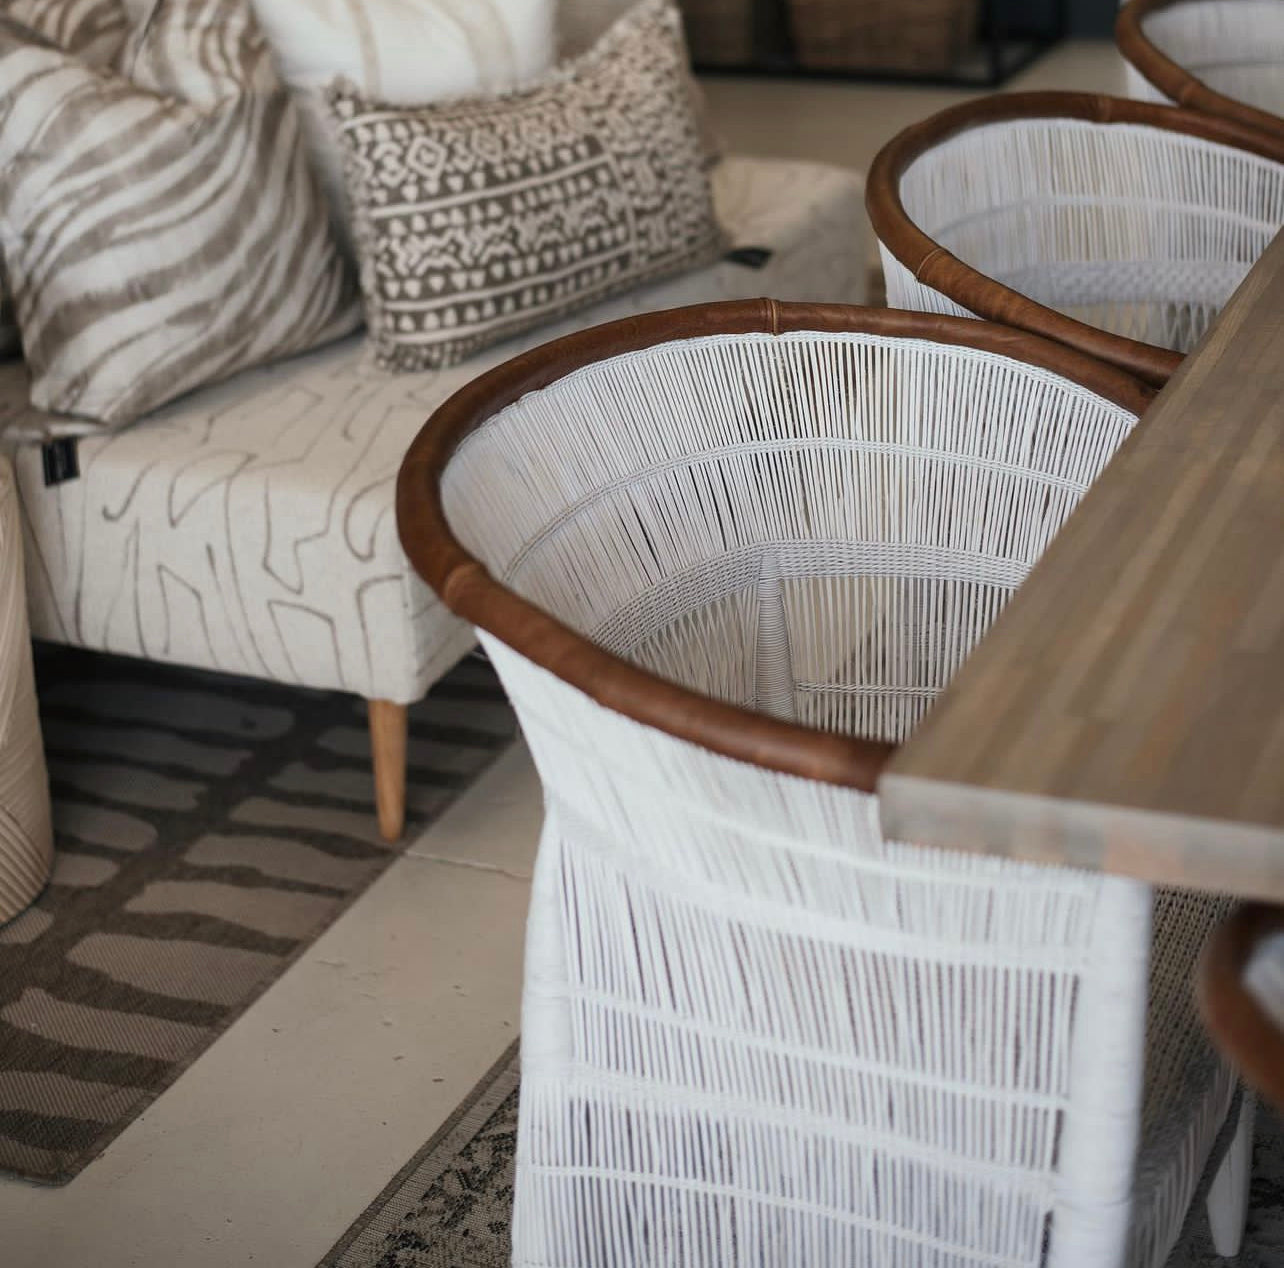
[880,117,1284,353]
[1127,0,1284,119]
[442,330,1237,1266]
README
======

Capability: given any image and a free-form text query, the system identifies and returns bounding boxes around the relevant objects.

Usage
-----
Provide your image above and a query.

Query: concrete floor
[700,38,1127,178]
[0,39,1133,1268]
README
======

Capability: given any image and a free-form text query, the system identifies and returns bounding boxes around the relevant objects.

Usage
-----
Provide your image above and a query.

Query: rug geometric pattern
[323,1049,1284,1268]
[0,647,515,1184]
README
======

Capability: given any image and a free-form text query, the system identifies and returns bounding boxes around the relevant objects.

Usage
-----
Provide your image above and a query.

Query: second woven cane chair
[1118,0,1284,139]
[867,91,1284,385]
[399,301,1246,1266]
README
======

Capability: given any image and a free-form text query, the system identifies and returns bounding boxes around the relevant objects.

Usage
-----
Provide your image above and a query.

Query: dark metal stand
[692,0,1069,90]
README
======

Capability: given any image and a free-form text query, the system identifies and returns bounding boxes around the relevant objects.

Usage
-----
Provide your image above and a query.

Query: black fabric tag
[41,437,79,487]
[725,246,774,269]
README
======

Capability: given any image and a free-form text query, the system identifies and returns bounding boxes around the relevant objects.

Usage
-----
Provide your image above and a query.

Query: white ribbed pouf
[0,454,51,923]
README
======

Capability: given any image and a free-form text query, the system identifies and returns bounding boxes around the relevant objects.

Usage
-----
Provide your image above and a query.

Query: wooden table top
[878,228,1284,901]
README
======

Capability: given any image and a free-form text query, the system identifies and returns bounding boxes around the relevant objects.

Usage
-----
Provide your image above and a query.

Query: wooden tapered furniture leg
[368,700,407,843]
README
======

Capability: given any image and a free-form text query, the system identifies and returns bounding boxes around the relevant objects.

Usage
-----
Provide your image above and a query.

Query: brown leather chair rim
[1198,903,1284,1110]
[397,298,1155,795]
[1117,0,1284,141]
[866,90,1284,389]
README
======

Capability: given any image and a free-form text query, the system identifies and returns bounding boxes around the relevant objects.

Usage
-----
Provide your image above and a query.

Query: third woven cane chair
[1117,0,1284,139]
[1201,903,1284,1110]
[867,91,1284,386]
[399,300,1246,1266]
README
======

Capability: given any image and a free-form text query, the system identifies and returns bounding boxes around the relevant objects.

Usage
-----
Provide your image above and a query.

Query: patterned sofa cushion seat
[8,157,867,705]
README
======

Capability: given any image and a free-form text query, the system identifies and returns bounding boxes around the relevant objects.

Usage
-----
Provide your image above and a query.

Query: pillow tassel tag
[41,438,80,487]
[725,246,773,269]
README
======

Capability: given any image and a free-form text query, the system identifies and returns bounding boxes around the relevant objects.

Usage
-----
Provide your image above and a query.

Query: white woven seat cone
[1123,0,1284,122]
[876,111,1284,357]
[430,322,1242,1267]
[753,551,797,722]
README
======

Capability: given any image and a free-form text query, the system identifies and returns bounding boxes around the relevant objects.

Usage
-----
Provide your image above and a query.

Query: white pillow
[249,0,557,248]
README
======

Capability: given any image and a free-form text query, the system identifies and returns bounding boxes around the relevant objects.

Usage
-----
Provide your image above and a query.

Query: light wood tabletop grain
[879,227,1284,900]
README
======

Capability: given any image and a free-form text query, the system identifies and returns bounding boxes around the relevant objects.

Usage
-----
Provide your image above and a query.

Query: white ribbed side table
[0,454,52,923]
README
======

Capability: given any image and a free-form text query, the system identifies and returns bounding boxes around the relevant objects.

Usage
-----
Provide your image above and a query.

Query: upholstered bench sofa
[1,155,867,839]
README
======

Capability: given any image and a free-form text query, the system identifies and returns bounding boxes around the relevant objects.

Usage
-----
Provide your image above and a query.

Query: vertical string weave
[754,550,796,722]
[441,328,1239,1267]
[882,116,1284,354]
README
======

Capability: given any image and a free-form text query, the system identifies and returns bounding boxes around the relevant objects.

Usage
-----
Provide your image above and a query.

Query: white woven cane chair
[866,91,1284,386]
[399,301,1248,1267]
[1118,0,1284,139]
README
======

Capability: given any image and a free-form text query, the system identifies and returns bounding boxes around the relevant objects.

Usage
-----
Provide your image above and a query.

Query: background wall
[983,0,1119,39]
[1067,0,1122,36]
[558,0,1122,56]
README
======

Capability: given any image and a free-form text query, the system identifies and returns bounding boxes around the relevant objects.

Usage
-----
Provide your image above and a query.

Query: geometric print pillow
[327,0,725,372]
[244,0,557,255]
[0,0,361,430]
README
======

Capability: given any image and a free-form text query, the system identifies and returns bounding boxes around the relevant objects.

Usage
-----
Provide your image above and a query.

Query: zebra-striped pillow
[0,0,361,430]
[0,1,127,359]
[8,0,128,64]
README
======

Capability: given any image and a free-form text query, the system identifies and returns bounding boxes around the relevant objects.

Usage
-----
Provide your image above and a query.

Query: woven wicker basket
[788,0,980,72]
[678,0,757,65]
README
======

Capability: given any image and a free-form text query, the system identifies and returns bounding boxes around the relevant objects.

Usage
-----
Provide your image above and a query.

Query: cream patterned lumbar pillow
[0,0,127,359]
[328,0,725,372]
[0,0,361,429]
[248,0,556,248]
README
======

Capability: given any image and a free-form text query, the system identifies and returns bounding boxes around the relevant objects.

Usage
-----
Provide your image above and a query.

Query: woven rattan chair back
[867,91,1284,386]
[399,300,1240,1268]
[1118,0,1284,140]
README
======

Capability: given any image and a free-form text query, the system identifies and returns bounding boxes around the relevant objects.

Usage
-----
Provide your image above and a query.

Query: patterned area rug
[321,1042,520,1268]
[322,1050,1284,1268]
[0,646,516,1184]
